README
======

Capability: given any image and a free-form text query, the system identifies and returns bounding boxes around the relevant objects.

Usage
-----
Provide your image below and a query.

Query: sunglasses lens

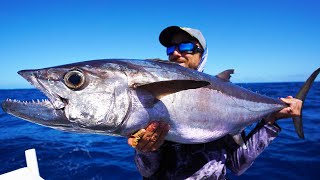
[166,43,199,55]
[166,46,175,55]
[179,43,194,52]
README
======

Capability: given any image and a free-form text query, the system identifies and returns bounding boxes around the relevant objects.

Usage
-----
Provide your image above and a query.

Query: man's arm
[226,96,302,175]
[226,121,280,175]
[128,121,170,177]
[134,150,162,177]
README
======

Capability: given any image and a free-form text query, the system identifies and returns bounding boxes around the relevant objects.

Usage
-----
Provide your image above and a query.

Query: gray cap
[159,26,206,49]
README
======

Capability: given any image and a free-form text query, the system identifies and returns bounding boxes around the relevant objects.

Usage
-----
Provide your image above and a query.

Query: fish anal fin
[232,133,247,149]
[137,80,210,99]
[216,69,234,82]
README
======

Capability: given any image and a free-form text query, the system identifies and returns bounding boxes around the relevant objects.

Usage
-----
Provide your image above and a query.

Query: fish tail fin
[293,68,320,139]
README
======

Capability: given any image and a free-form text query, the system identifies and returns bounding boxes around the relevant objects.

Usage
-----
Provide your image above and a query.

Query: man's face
[168,32,202,70]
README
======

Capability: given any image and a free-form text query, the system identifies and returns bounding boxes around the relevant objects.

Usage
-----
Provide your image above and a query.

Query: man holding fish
[1,25,309,180]
[128,26,302,179]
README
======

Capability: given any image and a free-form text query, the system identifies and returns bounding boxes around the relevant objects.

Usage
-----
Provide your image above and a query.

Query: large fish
[1,59,319,146]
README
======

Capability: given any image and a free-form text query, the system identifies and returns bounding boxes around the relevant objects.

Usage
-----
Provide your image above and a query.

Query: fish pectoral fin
[216,69,234,82]
[136,80,210,99]
[232,133,247,149]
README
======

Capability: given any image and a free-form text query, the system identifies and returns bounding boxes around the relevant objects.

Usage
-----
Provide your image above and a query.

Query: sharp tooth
[32,100,35,103]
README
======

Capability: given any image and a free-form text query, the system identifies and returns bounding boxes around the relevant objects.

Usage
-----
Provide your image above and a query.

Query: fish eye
[64,70,86,90]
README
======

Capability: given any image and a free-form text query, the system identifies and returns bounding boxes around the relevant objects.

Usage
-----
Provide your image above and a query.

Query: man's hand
[265,96,302,124]
[128,121,170,152]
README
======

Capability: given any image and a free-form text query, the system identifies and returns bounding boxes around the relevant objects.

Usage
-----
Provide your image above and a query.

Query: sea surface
[0,82,319,180]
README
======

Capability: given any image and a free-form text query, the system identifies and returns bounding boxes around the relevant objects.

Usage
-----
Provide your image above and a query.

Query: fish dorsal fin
[216,69,234,82]
[145,58,164,61]
[136,80,210,99]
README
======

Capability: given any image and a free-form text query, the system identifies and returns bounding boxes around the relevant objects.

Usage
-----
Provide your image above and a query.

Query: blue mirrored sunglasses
[166,42,204,55]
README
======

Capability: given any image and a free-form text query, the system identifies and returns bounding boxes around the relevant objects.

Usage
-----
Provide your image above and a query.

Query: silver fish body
[2,59,319,143]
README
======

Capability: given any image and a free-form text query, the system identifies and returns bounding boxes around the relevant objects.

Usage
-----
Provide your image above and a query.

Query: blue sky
[0,0,319,89]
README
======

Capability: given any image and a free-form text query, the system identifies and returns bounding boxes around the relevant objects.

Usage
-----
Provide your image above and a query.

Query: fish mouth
[1,70,72,130]
[18,69,67,110]
[1,98,71,129]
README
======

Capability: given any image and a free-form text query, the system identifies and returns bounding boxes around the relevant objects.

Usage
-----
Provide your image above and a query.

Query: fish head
[2,60,131,134]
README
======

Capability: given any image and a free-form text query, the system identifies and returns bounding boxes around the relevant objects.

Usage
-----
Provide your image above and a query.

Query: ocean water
[0,82,319,180]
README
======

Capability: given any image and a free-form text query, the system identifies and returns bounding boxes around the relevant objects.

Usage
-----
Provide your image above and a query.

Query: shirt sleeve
[134,150,161,177]
[226,120,281,176]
